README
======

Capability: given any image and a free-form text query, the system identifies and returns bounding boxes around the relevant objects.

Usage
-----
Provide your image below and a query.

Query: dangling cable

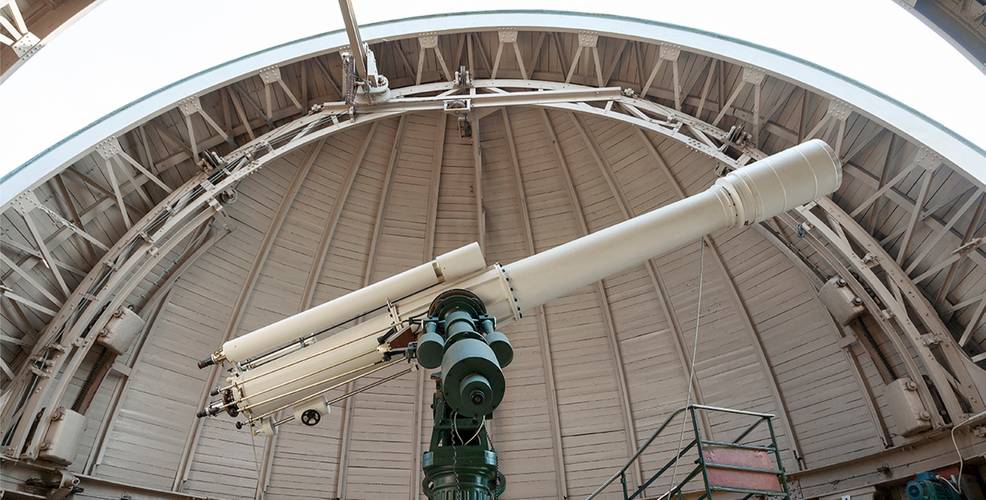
[664,238,706,499]
[464,415,486,445]
[451,411,461,493]
[248,422,262,489]
[951,409,986,493]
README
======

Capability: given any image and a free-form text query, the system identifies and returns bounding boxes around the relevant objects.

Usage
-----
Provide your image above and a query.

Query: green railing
[585,404,791,500]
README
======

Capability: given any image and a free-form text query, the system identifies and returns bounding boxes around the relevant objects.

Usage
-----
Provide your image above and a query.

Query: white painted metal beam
[896,169,936,264]
[472,116,485,252]
[0,285,56,317]
[417,34,452,84]
[798,198,985,422]
[338,0,368,79]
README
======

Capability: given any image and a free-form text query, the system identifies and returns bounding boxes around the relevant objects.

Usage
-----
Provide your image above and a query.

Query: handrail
[586,406,689,499]
[586,405,779,500]
[731,416,767,444]
[689,404,775,419]
[629,441,697,500]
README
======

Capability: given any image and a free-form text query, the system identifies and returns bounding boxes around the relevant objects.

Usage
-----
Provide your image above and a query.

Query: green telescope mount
[417,289,513,499]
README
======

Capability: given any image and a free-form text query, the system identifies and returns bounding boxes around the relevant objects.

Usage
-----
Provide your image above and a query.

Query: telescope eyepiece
[470,390,486,406]
[457,372,495,417]
[197,356,215,369]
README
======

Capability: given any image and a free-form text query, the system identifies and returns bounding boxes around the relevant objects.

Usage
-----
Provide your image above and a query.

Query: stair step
[701,440,776,451]
[711,486,789,497]
[704,462,783,475]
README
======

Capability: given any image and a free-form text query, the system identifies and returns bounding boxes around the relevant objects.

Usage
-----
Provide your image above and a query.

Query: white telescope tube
[502,139,841,312]
[207,139,841,427]
[214,242,485,363]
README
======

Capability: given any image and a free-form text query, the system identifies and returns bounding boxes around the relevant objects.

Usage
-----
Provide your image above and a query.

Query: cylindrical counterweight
[502,139,841,312]
[217,242,486,363]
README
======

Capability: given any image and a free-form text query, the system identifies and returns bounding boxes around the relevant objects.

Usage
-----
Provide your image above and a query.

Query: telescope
[196,139,841,498]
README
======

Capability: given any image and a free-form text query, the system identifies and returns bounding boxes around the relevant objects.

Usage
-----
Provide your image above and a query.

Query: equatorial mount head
[417,289,512,418]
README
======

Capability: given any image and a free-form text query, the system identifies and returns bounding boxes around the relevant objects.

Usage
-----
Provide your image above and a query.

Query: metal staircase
[586,404,792,500]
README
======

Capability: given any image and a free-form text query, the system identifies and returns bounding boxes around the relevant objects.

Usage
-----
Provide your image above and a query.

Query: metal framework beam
[936,195,986,304]
[896,168,936,264]
[1,237,86,279]
[3,458,202,499]
[472,116,486,252]
[842,162,986,271]
[0,252,62,307]
[490,30,525,80]
[417,34,452,84]
[0,179,133,295]
[0,285,56,318]
[790,429,986,498]
[10,195,71,299]
[795,200,984,423]
[338,0,367,79]
[0,171,209,439]
[906,189,982,275]
[0,0,39,61]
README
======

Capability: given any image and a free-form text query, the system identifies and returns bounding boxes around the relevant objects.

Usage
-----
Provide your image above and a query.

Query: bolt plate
[10,191,40,215]
[178,96,203,116]
[914,147,942,171]
[419,34,439,48]
[577,31,598,47]
[497,30,518,43]
[12,32,41,58]
[742,67,767,85]
[659,43,681,61]
[95,137,123,159]
[259,66,281,84]
[827,99,852,121]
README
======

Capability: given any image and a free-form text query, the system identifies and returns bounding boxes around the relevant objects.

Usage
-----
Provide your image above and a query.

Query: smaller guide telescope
[197,139,841,499]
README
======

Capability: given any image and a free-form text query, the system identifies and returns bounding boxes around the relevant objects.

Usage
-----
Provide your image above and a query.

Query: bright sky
[1,0,983,181]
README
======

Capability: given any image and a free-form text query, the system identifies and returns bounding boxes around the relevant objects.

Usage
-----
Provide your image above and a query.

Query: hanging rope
[664,238,706,499]
[248,421,263,495]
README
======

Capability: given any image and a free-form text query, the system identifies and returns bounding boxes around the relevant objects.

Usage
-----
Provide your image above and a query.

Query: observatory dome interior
[1,1,985,499]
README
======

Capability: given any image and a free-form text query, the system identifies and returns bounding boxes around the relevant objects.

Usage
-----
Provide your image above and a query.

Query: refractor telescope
[196,139,842,499]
